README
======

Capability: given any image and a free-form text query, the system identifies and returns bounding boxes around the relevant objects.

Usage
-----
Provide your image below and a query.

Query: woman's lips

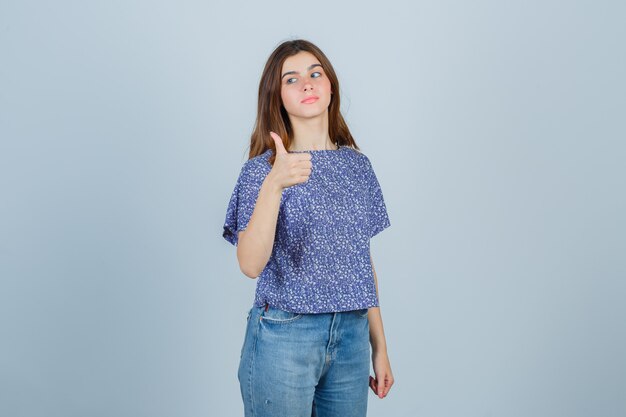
[301,96,319,104]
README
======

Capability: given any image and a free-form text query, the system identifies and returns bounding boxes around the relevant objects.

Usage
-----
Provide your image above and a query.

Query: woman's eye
[286,72,322,85]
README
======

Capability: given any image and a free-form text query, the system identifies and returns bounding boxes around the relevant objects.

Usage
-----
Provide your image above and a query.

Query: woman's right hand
[268,131,312,190]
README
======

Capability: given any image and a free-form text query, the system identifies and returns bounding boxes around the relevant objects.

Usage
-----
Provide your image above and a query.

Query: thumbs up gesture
[269,131,312,190]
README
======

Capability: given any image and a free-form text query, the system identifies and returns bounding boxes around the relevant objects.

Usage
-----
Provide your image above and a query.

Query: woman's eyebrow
[281,63,323,80]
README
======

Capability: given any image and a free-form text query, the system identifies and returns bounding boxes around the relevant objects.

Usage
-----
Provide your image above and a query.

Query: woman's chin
[287,107,329,120]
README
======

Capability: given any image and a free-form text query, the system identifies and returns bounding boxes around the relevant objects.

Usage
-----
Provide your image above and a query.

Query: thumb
[270,131,288,155]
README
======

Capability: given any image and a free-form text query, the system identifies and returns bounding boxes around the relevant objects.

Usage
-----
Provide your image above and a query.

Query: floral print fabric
[222,146,391,313]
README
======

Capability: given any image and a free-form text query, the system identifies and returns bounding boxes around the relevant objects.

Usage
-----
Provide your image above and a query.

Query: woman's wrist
[263,172,284,195]
[372,346,388,357]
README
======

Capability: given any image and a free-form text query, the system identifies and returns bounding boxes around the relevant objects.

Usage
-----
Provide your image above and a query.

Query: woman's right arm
[236,132,312,278]
[236,172,283,278]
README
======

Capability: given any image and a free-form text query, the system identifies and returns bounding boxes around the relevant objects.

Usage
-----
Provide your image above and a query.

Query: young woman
[222,39,394,417]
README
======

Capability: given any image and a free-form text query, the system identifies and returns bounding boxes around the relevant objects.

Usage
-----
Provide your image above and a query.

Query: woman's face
[280,51,333,120]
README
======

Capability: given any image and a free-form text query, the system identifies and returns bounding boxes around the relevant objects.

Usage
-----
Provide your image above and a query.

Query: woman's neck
[288,112,336,151]
[289,136,337,151]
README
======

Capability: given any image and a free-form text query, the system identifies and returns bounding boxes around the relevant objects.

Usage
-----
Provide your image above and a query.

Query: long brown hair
[248,39,360,165]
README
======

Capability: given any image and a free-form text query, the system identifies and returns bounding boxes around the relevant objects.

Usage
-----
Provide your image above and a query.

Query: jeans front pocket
[356,308,369,318]
[260,303,303,324]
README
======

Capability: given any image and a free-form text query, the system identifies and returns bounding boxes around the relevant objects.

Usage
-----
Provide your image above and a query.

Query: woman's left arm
[368,252,395,398]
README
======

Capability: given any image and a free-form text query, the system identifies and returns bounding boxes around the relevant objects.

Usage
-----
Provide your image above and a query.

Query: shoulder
[343,146,373,171]
[238,149,272,182]
[245,148,272,169]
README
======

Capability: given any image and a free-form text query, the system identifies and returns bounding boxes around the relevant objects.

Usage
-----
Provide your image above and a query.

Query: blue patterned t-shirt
[222,145,391,314]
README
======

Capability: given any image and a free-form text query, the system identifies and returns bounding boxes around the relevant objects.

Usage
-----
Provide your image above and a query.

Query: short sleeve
[364,156,391,238]
[222,159,268,246]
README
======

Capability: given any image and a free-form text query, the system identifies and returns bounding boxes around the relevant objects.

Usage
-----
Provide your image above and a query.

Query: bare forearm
[369,253,388,354]
[237,173,283,278]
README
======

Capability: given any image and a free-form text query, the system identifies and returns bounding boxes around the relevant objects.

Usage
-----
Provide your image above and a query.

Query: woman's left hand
[369,350,394,398]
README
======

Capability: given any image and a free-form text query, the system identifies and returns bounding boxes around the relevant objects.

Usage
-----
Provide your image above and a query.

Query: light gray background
[1,1,624,416]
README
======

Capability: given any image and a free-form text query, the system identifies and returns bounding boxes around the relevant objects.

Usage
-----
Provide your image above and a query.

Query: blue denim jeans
[238,303,371,417]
